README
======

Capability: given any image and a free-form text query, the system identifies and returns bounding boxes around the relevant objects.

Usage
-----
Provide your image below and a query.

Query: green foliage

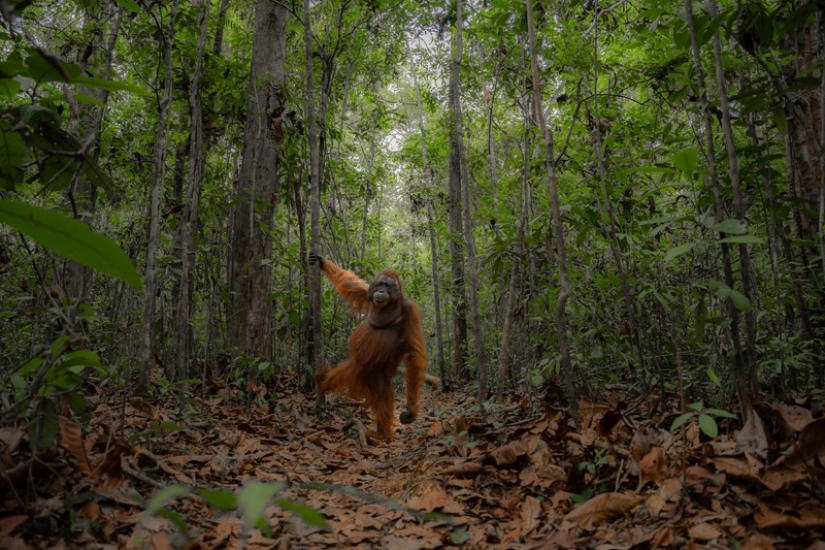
[670,402,738,438]
[140,481,331,537]
[0,199,143,290]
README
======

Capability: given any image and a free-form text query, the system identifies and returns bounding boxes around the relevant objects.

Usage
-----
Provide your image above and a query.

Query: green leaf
[238,481,285,531]
[450,529,471,544]
[0,129,25,189]
[29,397,59,451]
[688,401,704,411]
[713,219,747,235]
[25,49,81,83]
[198,489,238,511]
[17,357,44,376]
[274,498,331,531]
[145,485,191,514]
[704,408,738,420]
[673,147,699,181]
[706,367,721,388]
[719,235,763,244]
[698,414,718,438]
[72,76,150,96]
[708,280,731,300]
[728,288,752,312]
[113,0,142,13]
[0,199,143,290]
[664,242,696,262]
[0,78,21,97]
[670,412,694,431]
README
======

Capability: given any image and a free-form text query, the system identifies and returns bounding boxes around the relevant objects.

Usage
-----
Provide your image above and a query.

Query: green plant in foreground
[670,401,738,438]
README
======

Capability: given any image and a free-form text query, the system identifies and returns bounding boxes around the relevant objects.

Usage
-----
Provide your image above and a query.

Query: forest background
[1,0,825,546]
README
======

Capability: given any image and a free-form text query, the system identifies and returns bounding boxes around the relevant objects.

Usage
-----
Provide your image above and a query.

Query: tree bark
[447,76,468,383]
[226,0,289,360]
[684,0,751,419]
[140,0,179,384]
[304,0,325,407]
[410,49,448,390]
[174,0,209,380]
[525,0,577,421]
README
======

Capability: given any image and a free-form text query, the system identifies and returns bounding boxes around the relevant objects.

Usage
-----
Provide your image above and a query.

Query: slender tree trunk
[62,4,123,335]
[140,0,179,384]
[360,131,376,262]
[174,0,209,380]
[410,50,448,390]
[304,0,325,408]
[709,0,759,404]
[684,0,751,420]
[448,78,468,383]
[453,0,489,403]
[226,0,289,360]
[212,0,231,56]
[525,0,577,420]
[589,23,650,395]
[496,178,526,397]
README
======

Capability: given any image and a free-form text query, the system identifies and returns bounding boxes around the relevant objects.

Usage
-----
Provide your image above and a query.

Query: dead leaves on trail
[0,376,824,549]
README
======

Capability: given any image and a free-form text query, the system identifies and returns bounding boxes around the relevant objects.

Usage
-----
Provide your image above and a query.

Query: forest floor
[2,373,824,550]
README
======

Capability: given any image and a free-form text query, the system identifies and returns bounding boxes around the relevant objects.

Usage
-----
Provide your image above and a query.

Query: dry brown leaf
[58,415,93,475]
[164,454,213,465]
[771,402,813,432]
[427,420,443,437]
[762,464,808,490]
[754,503,825,530]
[638,447,667,486]
[0,515,27,537]
[521,495,542,537]
[564,492,645,530]
[787,418,825,466]
[0,534,31,550]
[441,460,483,476]
[737,411,769,454]
[685,465,725,496]
[407,487,447,512]
[741,531,775,550]
[490,439,529,467]
[688,522,723,541]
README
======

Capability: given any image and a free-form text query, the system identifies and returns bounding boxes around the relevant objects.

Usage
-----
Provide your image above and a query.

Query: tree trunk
[410,50,448,390]
[140,0,179,384]
[496,179,526,398]
[684,0,751,419]
[304,0,325,407]
[709,0,759,404]
[62,4,123,337]
[525,0,578,421]
[453,0,488,403]
[447,78,468,383]
[226,0,289,360]
[174,0,209,380]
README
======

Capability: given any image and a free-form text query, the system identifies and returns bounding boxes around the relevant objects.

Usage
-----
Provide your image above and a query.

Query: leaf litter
[0,375,823,549]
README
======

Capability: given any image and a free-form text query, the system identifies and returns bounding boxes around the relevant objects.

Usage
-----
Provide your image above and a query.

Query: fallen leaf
[638,447,667,486]
[490,439,529,467]
[58,416,93,475]
[688,522,722,541]
[771,402,813,432]
[754,503,825,530]
[408,487,447,512]
[564,492,645,530]
[0,516,27,537]
[521,496,541,537]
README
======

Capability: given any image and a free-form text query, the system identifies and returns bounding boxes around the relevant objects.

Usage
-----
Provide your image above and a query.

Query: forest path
[5,373,823,549]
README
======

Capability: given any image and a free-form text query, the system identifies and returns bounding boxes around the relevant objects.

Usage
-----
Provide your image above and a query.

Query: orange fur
[315,258,427,440]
